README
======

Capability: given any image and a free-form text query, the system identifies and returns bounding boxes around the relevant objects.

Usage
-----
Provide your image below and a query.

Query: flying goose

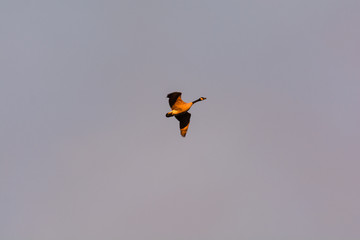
[166,92,206,137]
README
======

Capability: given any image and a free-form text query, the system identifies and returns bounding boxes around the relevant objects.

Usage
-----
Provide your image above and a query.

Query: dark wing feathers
[167,92,182,108]
[175,112,191,135]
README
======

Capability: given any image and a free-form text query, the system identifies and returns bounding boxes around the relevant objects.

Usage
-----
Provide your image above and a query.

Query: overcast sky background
[1,0,360,239]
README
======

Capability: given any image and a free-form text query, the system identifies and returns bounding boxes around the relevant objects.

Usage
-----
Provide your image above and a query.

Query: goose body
[166,92,206,137]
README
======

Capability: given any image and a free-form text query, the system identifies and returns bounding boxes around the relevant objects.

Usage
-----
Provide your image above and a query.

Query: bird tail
[166,112,173,117]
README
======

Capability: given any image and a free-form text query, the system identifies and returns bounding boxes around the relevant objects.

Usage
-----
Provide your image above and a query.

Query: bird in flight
[165,92,206,137]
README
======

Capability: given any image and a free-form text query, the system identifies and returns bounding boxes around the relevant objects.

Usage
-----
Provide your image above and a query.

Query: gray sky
[1,0,360,239]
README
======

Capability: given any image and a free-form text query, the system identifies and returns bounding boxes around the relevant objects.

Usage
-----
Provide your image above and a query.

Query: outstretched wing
[167,92,182,108]
[175,112,191,137]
